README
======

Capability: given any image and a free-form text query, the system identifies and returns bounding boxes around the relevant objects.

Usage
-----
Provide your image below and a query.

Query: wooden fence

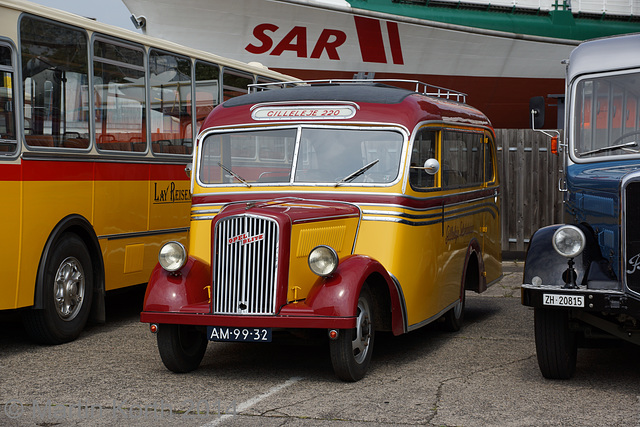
[495,129,564,258]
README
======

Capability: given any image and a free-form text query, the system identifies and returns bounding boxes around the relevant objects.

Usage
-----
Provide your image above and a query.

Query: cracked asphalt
[2,261,640,426]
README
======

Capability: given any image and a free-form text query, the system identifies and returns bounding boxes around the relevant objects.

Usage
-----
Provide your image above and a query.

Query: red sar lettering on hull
[245,16,403,65]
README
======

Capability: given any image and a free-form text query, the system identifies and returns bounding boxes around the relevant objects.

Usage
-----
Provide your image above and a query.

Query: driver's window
[410,128,436,189]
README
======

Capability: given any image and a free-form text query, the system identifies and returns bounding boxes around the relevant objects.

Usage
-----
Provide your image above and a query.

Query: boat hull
[123,0,582,127]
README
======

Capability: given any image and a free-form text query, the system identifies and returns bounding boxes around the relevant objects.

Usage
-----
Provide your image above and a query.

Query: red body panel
[143,257,211,313]
[140,255,403,333]
[202,94,491,131]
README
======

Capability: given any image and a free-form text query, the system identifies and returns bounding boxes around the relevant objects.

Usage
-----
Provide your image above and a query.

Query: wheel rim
[352,297,372,364]
[53,256,85,321]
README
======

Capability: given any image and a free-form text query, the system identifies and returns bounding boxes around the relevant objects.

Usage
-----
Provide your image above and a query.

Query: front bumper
[521,284,640,316]
[140,301,357,329]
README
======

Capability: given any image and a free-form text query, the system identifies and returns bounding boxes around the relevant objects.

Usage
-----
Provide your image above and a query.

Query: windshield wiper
[217,162,251,187]
[335,159,379,187]
[580,141,638,156]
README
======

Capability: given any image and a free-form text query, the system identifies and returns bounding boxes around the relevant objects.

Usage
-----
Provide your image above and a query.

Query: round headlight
[158,241,187,272]
[308,245,338,277]
[552,225,586,258]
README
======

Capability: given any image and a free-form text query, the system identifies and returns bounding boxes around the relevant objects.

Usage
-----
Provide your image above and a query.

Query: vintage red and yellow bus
[141,80,502,381]
[0,0,296,344]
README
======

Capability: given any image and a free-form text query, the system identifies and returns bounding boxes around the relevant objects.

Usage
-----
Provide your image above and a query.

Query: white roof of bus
[568,33,640,82]
[0,0,299,82]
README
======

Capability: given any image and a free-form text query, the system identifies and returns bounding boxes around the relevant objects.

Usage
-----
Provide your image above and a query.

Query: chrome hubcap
[352,298,372,364]
[53,257,85,321]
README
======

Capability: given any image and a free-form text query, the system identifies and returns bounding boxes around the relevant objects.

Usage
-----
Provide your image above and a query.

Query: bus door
[0,41,19,310]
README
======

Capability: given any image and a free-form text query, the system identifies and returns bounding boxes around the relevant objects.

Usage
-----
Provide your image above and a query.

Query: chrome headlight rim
[308,245,339,277]
[158,241,187,272]
[552,225,586,259]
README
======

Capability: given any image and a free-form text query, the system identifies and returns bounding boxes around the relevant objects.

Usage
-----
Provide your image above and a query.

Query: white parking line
[201,376,303,426]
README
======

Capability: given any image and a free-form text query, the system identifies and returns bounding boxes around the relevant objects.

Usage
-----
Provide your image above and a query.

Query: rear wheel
[23,234,93,344]
[329,285,375,382]
[442,283,465,332]
[157,324,208,373]
[534,308,577,379]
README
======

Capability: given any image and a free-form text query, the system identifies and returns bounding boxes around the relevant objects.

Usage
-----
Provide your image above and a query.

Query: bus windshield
[199,127,404,185]
[574,70,640,159]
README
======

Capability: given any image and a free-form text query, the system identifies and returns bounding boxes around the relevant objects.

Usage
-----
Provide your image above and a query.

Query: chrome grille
[213,215,279,315]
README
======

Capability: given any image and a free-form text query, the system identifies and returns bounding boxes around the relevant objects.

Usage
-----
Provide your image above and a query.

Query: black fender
[32,215,105,323]
[523,224,604,287]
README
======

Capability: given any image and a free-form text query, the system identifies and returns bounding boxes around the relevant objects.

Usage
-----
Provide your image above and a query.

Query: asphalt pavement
[1,261,640,426]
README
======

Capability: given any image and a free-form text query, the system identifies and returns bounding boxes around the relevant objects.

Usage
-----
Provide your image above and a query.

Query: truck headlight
[158,241,187,272]
[552,225,586,258]
[308,245,338,277]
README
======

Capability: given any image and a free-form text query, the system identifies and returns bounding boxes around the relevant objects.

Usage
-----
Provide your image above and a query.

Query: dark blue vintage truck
[522,33,640,379]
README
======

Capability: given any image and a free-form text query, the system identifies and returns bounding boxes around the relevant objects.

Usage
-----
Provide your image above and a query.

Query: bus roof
[207,83,493,130]
[568,33,640,82]
[0,0,298,82]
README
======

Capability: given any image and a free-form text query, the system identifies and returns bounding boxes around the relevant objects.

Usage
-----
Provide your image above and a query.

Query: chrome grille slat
[213,215,279,315]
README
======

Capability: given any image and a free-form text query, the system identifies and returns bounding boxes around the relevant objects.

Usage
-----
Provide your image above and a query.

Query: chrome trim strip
[192,216,215,221]
[407,300,458,332]
[98,227,190,241]
[191,187,495,202]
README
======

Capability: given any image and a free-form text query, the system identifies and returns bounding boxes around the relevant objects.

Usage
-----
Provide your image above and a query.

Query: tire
[22,234,93,344]
[442,283,465,332]
[157,324,208,373]
[330,285,375,382]
[534,308,577,379]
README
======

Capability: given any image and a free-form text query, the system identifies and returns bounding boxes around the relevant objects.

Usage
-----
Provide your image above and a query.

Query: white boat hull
[124,0,579,127]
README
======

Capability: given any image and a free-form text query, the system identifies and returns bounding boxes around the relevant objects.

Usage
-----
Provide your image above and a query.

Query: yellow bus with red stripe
[0,0,296,343]
[141,80,502,381]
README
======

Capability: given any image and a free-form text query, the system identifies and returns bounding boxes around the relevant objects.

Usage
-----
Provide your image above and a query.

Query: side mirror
[424,158,440,175]
[529,96,545,129]
[185,163,192,178]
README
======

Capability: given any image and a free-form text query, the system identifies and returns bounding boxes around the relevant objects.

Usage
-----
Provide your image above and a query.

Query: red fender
[143,257,211,312]
[305,255,405,335]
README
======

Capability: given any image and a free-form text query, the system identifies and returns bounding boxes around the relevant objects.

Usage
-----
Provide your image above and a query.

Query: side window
[441,130,483,188]
[222,68,253,101]
[21,16,89,149]
[93,38,146,152]
[149,49,192,155]
[484,133,495,184]
[195,61,220,135]
[409,128,436,189]
[0,43,16,154]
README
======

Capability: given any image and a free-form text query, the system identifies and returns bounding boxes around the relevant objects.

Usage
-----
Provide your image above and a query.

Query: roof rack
[249,79,468,103]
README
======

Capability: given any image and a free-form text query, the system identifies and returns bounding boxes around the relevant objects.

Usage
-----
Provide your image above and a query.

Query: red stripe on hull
[387,21,404,65]
[354,16,387,64]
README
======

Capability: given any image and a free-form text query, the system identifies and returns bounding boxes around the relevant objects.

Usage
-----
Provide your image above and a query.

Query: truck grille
[212,215,279,315]
[626,181,640,293]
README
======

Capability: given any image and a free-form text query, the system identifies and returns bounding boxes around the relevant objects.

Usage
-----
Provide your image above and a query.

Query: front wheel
[157,324,208,373]
[534,308,577,379]
[329,285,375,382]
[22,234,94,344]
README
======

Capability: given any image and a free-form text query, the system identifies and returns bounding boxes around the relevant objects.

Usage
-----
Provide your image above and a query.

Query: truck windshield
[574,71,640,159]
[199,127,404,185]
